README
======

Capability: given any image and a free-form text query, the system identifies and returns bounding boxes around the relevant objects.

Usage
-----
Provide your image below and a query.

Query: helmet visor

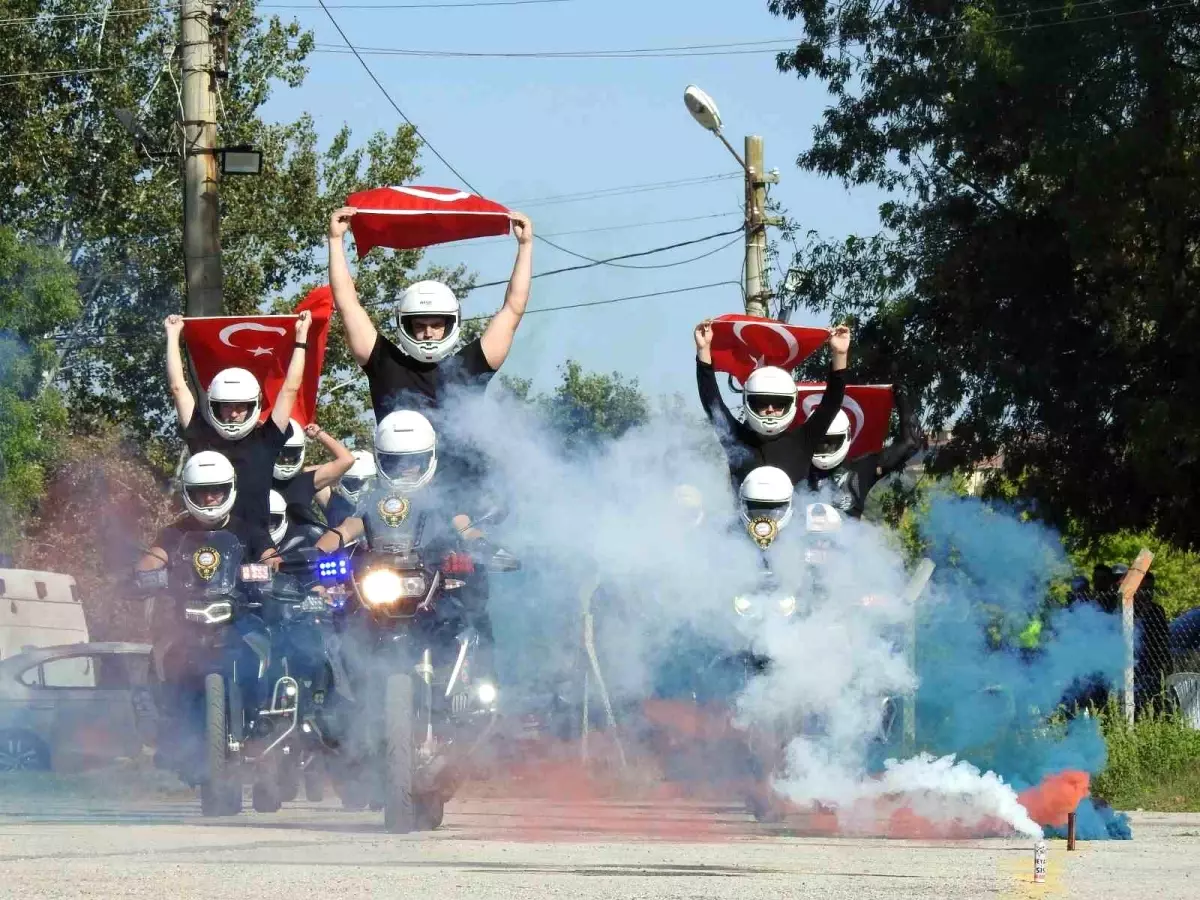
[277,446,304,468]
[401,314,455,342]
[211,400,256,425]
[270,512,287,535]
[185,481,233,511]
[378,450,434,485]
[340,475,369,495]
[747,394,794,418]
[743,499,790,522]
[814,432,848,457]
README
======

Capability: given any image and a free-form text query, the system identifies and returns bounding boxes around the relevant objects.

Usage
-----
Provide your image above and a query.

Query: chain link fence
[1069,565,1199,726]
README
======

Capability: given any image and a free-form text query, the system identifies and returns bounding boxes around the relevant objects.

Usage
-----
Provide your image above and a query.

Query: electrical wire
[460,281,742,322]
[470,210,737,243]
[362,227,745,307]
[504,173,740,208]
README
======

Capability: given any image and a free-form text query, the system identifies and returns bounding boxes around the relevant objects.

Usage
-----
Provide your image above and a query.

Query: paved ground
[0,775,1196,899]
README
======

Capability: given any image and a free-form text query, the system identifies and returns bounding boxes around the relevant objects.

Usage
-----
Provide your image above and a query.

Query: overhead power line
[461,280,742,323]
[504,173,740,208]
[318,0,740,279]
[364,227,746,307]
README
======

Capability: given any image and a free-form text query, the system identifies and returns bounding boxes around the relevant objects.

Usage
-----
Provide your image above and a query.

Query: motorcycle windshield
[174,530,246,596]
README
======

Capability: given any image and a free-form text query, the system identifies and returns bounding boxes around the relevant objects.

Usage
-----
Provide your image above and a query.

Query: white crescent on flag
[219,322,288,357]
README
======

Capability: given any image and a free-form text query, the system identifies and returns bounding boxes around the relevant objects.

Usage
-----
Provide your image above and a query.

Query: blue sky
[264,0,885,397]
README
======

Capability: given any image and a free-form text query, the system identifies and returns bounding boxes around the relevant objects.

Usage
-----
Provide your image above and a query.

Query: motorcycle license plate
[240,564,272,582]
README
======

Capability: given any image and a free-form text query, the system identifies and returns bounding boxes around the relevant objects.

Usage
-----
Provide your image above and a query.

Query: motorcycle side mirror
[486,549,521,574]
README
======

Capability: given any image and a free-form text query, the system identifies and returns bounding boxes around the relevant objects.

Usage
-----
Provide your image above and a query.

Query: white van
[0,569,90,669]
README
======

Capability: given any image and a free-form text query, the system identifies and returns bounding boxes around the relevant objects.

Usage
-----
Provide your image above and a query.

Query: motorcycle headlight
[778,594,797,616]
[185,601,232,625]
[360,569,425,606]
[733,594,753,616]
[476,681,498,706]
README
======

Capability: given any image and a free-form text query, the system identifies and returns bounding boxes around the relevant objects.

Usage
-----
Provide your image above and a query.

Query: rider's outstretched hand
[164,314,184,339]
[694,319,714,364]
[295,310,312,342]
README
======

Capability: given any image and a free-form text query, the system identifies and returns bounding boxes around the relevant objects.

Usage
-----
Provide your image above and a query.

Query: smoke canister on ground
[1033,840,1047,883]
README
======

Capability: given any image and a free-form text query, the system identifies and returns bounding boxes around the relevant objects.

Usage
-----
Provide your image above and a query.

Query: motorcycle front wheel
[383,673,415,833]
[200,674,240,816]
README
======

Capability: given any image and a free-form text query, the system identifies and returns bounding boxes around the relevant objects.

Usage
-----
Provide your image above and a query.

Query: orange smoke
[1017,770,1090,827]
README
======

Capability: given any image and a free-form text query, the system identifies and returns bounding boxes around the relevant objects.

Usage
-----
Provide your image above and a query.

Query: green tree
[530,360,650,455]
[768,1,1200,548]
[0,226,80,542]
[1067,527,1200,619]
[0,2,467,452]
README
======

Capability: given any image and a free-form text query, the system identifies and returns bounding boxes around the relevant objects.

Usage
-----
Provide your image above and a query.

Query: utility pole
[181,0,223,316]
[743,136,769,319]
[684,87,784,320]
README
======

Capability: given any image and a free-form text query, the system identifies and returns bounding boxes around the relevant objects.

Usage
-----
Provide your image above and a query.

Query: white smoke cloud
[433,384,1045,839]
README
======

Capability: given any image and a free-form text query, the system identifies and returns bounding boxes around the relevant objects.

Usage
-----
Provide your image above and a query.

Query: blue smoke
[912,496,1132,839]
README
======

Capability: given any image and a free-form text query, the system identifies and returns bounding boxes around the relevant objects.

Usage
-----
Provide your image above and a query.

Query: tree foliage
[16,424,175,641]
[521,360,650,455]
[769,1,1200,547]
[0,226,80,542]
[0,2,468,454]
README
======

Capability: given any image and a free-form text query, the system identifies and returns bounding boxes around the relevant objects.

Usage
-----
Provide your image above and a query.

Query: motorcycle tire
[416,793,445,831]
[253,778,282,814]
[200,674,236,817]
[304,765,326,802]
[279,764,300,803]
[383,673,416,834]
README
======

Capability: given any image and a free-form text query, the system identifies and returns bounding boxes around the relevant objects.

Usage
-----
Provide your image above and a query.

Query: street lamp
[683,84,781,319]
[683,85,747,171]
[217,145,263,176]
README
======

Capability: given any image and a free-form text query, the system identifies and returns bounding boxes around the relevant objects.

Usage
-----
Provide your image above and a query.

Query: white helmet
[804,502,843,564]
[336,450,376,504]
[812,409,851,471]
[181,451,237,527]
[273,419,306,481]
[742,366,798,436]
[738,465,794,535]
[269,490,288,545]
[673,484,704,527]
[805,502,843,533]
[374,410,438,492]
[202,367,261,441]
[394,280,461,363]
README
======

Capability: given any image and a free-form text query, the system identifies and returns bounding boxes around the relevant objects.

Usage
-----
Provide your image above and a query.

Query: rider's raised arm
[271,312,311,432]
[799,325,851,442]
[875,385,924,477]
[164,315,196,428]
[305,424,355,490]
[328,207,378,367]
[693,319,741,435]
[480,212,533,370]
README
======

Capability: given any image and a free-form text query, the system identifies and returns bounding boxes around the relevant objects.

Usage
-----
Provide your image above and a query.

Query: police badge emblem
[378,495,410,527]
[193,547,221,581]
[747,517,778,549]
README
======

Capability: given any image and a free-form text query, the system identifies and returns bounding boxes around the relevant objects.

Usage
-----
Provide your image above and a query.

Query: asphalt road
[0,778,1196,900]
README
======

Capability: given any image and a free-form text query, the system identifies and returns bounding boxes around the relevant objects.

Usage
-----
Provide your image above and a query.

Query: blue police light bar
[316,555,349,582]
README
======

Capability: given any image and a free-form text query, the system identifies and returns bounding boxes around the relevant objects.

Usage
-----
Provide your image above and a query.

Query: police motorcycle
[135,527,276,817]
[239,495,348,811]
[135,512,345,817]
[316,411,520,832]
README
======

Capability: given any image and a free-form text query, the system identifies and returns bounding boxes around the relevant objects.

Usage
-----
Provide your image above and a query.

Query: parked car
[0,642,156,773]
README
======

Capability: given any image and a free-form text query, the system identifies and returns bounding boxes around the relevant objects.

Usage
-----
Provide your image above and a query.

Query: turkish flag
[795,383,895,460]
[708,314,830,385]
[181,288,333,426]
[347,185,511,258]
